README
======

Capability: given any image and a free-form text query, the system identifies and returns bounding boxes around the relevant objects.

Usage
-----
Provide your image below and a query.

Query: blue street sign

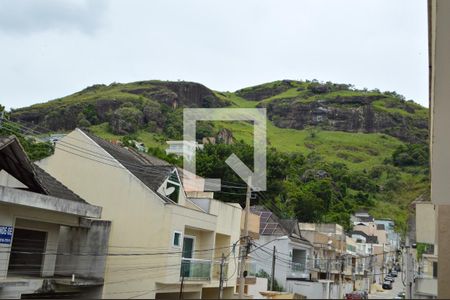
[0,226,13,245]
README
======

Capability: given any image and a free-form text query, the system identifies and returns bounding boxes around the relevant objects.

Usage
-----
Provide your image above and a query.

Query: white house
[249,206,313,292]
[165,140,203,161]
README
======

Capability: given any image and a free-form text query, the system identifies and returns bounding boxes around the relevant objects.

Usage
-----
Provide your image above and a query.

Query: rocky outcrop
[235,80,296,101]
[126,81,228,108]
[261,95,428,143]
[11,81,228,132]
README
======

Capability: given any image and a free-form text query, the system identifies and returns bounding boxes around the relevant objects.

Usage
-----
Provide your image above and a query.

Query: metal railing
[180,258,211,281]
[291,262,307,273]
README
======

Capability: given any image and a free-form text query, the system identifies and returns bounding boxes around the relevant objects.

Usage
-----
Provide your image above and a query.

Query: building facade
[38,129,242,299]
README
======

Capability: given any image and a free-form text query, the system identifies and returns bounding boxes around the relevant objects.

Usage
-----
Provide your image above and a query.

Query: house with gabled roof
[248,206,313,293]
[37,128,243,299]
[0,135,110,299]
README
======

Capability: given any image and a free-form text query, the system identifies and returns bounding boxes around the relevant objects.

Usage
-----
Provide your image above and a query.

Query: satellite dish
[164,186,176,196]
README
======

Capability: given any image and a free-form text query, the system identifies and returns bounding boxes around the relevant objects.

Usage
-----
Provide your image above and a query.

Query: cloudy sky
[0,0,428,109]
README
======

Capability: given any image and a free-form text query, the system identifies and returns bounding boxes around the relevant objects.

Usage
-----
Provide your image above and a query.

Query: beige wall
[429,0,450,298]
[0,203,79,279]
[437,205,450,298]
[38,129,242,298]
[416,202,437,244]
[241,211,260,239]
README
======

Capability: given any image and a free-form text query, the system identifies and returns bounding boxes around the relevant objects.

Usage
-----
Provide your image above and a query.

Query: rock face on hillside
[10,79,428,143]
[11,81,228,133]
[261,95,428,143]
[126,81,224,108]
[235,80,295,101]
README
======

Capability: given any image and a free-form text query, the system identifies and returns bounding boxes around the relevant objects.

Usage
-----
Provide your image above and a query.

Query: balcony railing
[180,258,211,281]
[289,262,309,279]
[291,262,306,273]
[212,261,229,280]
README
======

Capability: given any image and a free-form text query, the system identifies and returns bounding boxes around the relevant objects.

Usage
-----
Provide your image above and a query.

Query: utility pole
[405,236,413,299]
[179,264,185,300]
[218,252,225,299]
[271,245,276,291]
[381,250,386,284]
[338,255,345,299]
[368,254,373,294]
[238,176,252,299]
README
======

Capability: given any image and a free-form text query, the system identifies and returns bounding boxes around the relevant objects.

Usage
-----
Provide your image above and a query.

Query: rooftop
[0,135,86,203]
[81,129,177,201]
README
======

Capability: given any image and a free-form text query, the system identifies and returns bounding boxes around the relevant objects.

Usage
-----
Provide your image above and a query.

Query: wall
[0,202,79,280]
[55,220,111,279]
[416,202,436,244]
[430,0,450,297]
[246,277,268,298]
[437,205,450,298]
[285,280,353,299]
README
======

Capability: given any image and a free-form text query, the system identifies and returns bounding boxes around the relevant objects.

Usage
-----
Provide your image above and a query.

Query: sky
[0,0,429,109]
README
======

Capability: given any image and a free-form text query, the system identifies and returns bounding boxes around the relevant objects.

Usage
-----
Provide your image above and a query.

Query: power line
[2,120,250,190]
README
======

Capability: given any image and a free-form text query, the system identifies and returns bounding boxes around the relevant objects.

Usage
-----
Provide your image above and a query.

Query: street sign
[0,225,13,245]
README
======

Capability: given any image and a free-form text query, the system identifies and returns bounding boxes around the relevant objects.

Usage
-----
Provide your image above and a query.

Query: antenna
[163,186,176,196]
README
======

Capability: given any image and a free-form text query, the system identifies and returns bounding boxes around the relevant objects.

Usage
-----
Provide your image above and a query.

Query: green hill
[7,79,430,232]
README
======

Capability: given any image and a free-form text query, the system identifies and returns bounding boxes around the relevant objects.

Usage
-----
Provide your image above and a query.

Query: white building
[165,140,203,161]
[249,206,313,293]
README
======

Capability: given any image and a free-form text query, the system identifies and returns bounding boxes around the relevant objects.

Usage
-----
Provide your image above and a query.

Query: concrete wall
[416,202,437,244]
[0,202,79,280]
[55,220,111,280]
[285,280,353,299]
[429,0,450,297]
[246,277,268,298]
[437,205,450,298]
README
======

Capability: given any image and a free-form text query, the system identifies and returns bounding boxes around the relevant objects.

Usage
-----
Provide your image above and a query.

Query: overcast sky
[0,0,429,109]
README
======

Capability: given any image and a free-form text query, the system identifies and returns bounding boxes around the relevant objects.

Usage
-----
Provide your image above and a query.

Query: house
[298,223,346,282]
[165,140,203,161]
[0,136,110,299]
[37,128,242,299]
[374,219,400,250]
[249,206,313,294]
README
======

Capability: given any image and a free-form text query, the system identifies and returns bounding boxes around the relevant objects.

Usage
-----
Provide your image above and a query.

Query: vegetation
[0,111,54,161]
[256,269,283,292]
[6,79,430,234]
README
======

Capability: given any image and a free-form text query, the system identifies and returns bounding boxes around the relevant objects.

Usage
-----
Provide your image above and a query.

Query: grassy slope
[24,79,427,231]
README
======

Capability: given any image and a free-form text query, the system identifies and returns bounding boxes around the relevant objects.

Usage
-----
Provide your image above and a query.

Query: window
[433,261,438,278]
[173,231,182,247]
[167,170,181,203]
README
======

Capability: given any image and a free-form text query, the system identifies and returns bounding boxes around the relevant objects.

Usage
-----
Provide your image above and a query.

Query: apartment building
[298,223,346,282]
[38,129,242,299]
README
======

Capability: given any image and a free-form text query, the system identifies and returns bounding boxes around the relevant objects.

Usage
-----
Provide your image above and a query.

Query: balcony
[211,261,229,281]
[288,262,309,279]
[415,276,437,297]
[180,258,211,281]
